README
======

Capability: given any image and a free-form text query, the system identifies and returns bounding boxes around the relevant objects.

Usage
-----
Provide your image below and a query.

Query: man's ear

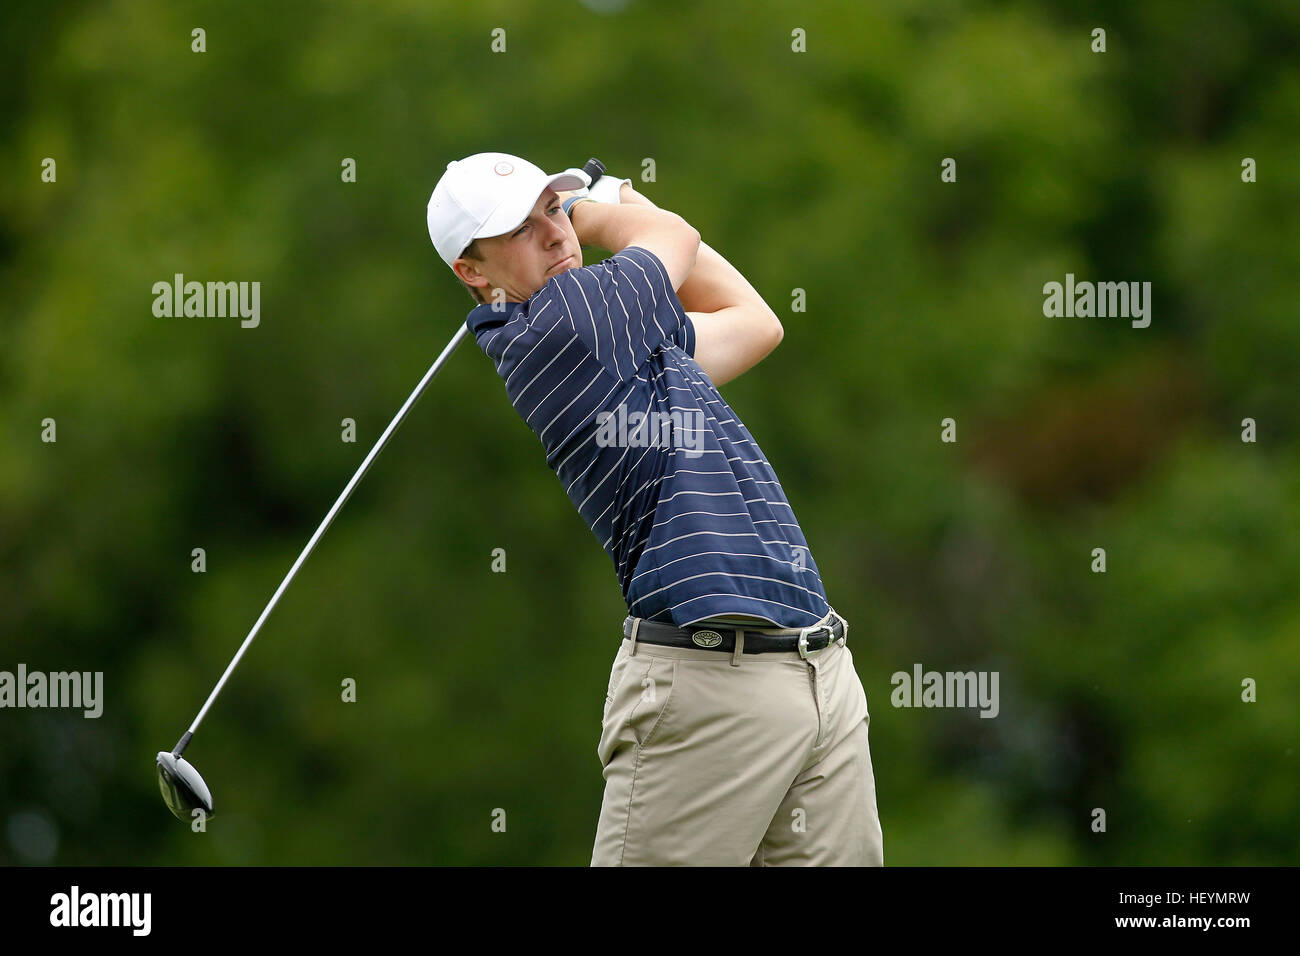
[453,257,484,287]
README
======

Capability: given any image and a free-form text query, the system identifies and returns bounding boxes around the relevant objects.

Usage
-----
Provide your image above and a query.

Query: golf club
[156,157,607,823]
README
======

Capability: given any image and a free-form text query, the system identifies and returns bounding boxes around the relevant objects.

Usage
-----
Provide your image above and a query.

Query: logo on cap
[494,162,514,176]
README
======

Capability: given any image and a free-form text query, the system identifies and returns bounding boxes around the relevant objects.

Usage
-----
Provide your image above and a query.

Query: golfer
[427,152,883,866]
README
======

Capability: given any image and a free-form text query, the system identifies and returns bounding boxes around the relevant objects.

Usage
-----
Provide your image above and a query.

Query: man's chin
[549,254,577,275]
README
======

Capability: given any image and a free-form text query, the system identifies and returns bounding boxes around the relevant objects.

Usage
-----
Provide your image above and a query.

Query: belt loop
[730,629,744,667]
[629,618,641,657]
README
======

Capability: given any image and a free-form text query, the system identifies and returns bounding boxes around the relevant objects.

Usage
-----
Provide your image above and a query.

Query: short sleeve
[548,246,695,380]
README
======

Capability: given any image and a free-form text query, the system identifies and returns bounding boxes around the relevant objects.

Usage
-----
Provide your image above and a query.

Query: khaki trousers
[591,619,884,866]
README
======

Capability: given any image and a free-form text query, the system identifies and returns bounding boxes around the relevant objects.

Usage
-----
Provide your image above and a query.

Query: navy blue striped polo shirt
[466,245,831,628]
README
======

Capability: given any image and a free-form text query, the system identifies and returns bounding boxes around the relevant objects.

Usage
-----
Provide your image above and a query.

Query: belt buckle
[797,622,833,660]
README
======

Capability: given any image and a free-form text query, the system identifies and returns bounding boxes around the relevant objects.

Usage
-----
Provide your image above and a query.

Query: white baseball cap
[427,152,590,270]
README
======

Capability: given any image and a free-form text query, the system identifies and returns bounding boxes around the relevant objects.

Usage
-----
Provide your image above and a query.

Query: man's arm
[618,185,783,387]
[562,193,699,292]
[683,305,783,388]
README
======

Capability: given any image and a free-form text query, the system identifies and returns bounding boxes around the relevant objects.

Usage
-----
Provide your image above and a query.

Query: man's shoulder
[466,247,668,340]
[547,247,666,309]
[557,247,663,287]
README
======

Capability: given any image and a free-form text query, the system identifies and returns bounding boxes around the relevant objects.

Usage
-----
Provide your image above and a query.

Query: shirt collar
[466,274,563,335]
[466,300,524,335]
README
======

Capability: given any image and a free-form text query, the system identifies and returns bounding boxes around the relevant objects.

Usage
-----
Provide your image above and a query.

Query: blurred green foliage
[1,0,1297,865]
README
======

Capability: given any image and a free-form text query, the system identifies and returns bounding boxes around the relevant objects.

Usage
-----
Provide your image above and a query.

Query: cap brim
[547,169,590,191]
[473,169,591,240]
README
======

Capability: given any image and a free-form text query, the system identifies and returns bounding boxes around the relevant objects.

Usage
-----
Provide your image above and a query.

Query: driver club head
[156,750,214,823]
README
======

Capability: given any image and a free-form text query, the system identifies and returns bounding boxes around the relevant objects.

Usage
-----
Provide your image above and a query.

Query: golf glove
[560,169,631,217]
[588,173,631,204]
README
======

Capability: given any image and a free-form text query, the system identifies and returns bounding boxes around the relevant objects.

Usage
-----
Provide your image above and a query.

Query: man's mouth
[550,255,573,272]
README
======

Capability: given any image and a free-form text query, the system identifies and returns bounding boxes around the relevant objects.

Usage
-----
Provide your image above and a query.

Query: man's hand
[588,173,631,204]
[559,174,633,208]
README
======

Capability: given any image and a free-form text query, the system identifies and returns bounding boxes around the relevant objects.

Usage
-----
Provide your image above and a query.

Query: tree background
[1,0,1297,865]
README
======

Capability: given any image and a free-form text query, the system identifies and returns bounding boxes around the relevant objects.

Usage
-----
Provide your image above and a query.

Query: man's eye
[515,207,559,237]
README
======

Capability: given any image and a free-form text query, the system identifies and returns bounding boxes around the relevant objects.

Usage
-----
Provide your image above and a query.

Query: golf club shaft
[173,155,606,758]
[175,322,471,755]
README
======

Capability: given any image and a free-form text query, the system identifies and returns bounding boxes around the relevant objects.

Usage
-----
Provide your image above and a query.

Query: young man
[427,152,883,866]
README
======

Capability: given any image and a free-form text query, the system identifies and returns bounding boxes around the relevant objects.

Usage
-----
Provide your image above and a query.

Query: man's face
[455,188,581,304]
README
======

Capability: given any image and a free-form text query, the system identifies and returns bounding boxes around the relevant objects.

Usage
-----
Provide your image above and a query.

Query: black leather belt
[623,609,847,659]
